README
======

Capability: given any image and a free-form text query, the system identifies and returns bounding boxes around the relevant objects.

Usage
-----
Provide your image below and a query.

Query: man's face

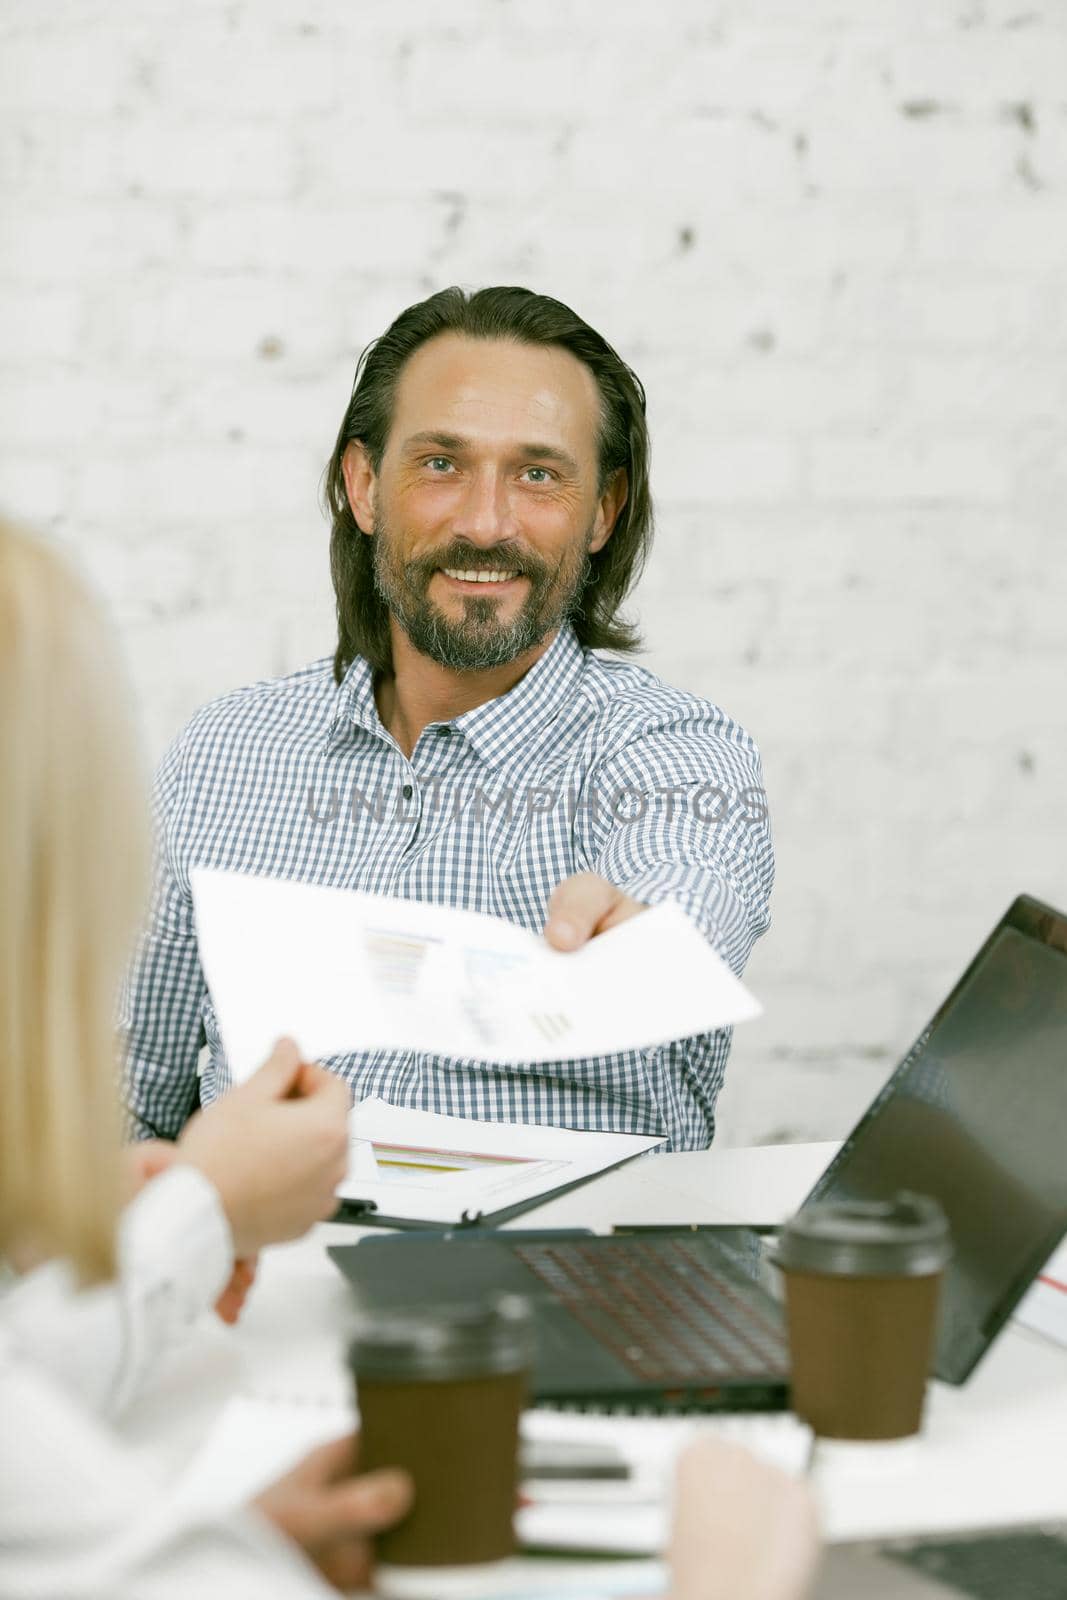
[353,334,620,672]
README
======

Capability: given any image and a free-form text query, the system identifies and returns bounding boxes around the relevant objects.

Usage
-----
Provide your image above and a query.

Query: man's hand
[668,1438,820,1600]
[175,1038,351,1258]
[123,1139,260,1325]
[254,1434,412,1593]
[544,871,647,951]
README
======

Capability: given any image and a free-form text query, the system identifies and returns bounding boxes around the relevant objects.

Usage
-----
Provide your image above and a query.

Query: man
[123,286,773,1151]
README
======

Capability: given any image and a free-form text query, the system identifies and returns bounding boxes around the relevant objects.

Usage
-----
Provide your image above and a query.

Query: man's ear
[341,440,377,536]
[589,467,628,555]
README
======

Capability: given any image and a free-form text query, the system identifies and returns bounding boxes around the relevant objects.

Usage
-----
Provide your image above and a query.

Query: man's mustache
[404,543,550,583]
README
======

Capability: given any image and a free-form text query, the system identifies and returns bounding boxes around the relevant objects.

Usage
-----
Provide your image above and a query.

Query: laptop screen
[805,894,1067,1384]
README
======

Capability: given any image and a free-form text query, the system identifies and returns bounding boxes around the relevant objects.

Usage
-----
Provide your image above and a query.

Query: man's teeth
[442,569,517,584]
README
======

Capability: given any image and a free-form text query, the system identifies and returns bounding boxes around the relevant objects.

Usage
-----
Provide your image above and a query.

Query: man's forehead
[389,333,600,463]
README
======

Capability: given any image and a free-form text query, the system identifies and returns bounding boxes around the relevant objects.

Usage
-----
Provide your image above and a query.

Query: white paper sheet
[173,1395,667,1593]
[338,1099,664,1222]
[190,867,761,1083]
[1014,1237,1067,1349]
[516,1409,812,1553]
[174,1390,807,1575]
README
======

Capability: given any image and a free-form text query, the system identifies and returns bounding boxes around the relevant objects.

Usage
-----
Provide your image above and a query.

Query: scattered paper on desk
[375,1560,665,1600]
[177,1396,666,1596]
[339,1099,664,1222]
[516,1410,813,1555]
[173,1395,353,1515]
[1014,1237,1067,1349]
[191,867,761,1082]
[175,1396,809,1572]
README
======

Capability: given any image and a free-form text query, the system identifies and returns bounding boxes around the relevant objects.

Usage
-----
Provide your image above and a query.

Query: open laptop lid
[803,894,1067,1385]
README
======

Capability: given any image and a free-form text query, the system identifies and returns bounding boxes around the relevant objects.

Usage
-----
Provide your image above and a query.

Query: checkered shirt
[120,623,774,1151]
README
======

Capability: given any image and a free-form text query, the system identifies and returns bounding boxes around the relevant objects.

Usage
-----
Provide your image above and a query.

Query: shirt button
[402,784,413,800]
[437,725,452,738]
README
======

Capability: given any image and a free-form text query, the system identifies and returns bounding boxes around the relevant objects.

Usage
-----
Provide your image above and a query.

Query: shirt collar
[326,623,588,768]
[324,653,385,755]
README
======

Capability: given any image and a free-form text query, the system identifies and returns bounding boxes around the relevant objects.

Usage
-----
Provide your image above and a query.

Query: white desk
[118,1142,1067,1552]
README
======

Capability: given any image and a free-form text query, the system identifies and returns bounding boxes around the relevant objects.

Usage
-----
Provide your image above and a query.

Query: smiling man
[122,286,774,1151]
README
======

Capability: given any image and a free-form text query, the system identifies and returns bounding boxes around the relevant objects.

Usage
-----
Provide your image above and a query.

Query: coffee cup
[348,1294,532,1577]
[774,1192,951,1440]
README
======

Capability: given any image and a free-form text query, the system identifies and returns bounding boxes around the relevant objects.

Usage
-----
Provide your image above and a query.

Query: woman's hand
[124,1139,177,1199]
[176,1038,351,1257]
[212,1253,258,1324]
[123,1140,260,1325]
[255,1434,413,1592]
[668,1437,820,1600]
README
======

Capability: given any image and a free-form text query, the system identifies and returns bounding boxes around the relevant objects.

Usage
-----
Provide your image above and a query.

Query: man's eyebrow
[514,442,581,475]
[400,430,581,475]
[402,430,469,454]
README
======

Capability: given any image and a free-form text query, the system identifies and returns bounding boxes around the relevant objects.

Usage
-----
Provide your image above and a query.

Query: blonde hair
[0,519,150,1284]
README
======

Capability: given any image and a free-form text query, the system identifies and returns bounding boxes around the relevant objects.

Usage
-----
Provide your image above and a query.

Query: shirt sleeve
[573,703,775,979]
[0,1333,330,1600]
[0,1167,233,1419]
[119,727,211,1140]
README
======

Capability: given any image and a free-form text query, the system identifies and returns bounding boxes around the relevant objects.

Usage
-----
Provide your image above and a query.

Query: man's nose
[449,467,520,546]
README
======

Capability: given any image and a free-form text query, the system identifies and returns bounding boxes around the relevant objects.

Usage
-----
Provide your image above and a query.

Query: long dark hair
[322,285,654,682]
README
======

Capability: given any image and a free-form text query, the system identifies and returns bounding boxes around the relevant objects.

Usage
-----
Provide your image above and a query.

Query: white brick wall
[2,0,1064,1145]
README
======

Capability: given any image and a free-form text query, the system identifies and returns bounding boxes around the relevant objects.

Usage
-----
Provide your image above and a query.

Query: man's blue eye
[525,467,551,483]
[427,457,453,471]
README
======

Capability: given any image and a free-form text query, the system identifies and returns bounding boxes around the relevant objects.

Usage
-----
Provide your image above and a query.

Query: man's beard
[370,514,594,672]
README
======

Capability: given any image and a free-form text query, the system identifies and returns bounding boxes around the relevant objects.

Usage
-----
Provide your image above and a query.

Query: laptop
[816,1523,1067,1599]
[330,893,1067,1411]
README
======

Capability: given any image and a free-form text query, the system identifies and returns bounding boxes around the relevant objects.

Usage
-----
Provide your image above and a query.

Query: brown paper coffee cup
[775,1192,951,1440]
[349,1295,532,1568]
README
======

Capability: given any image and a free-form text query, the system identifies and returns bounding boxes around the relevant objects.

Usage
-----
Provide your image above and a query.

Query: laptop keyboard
[511,1235,788,1384]
[886,1529,1067,1599]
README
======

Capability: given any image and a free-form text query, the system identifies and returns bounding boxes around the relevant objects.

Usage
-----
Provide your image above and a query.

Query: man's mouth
[439,567,522,586]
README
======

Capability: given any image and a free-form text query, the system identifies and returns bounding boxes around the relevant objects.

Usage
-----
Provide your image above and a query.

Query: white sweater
[0,1167,331,1599]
